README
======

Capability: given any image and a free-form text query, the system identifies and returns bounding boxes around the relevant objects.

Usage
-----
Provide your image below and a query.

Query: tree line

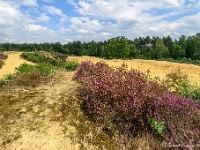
[1,33,200,61]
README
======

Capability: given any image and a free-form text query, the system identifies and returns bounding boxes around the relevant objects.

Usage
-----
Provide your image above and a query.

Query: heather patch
[74,61,200,149]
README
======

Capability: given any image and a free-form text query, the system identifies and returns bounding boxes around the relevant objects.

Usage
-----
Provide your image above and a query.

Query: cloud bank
[0,0,200,43]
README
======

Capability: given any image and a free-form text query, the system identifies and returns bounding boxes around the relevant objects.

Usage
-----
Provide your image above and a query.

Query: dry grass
[68,56,200,84]
[0,69,167,150]
[0,71,81,150]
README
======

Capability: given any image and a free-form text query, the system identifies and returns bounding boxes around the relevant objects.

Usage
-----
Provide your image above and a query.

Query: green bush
[64,61,79,71]
[21,52,45,63]
[16,63,36,75]
[49,59,63,66]
[36,63,57,76]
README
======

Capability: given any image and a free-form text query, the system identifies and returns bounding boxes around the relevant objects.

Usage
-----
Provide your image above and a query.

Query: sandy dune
[68,56,200,84]
[0,52,33,79]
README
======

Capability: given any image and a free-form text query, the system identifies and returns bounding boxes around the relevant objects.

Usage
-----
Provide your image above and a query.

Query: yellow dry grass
[68,56,200,84]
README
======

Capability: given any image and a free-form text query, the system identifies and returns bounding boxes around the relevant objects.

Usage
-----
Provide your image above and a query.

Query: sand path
[0,71,82,150]
[0,52,33,79]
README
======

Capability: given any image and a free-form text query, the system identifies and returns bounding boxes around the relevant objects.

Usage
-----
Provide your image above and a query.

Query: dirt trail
[0,52,33,79]
[0,71,82,150]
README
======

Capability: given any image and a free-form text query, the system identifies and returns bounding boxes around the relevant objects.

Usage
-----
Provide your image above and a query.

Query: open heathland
[0,52,200,149]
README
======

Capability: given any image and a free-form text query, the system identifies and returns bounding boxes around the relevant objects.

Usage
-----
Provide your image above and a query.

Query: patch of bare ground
[0,71,82,150]
[0,52,34,79]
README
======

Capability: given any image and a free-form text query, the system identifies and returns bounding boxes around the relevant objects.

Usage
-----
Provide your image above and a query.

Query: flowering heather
[74,61,200,149]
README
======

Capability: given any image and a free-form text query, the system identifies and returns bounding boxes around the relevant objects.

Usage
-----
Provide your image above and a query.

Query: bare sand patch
[0,71,82,150]
[68,56,200,84]
[0,52,34,79]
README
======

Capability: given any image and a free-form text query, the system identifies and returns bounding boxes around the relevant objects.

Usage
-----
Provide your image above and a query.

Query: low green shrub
[21,51,79,71]
[21,52,45,63]
[36,63,57,76]
[64,61,79,71]
[16,63,36,75]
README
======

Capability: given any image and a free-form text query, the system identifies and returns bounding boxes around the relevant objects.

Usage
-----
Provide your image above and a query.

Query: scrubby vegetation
[74,61,200,149]
[0,53,8,69]
[21,51,78,71]
[0,52,79,88]
[0,60,4,69]
[0,53,8,60]
[166,69,200,104]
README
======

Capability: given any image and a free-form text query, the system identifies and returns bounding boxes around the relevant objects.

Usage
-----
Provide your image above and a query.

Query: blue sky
[0,0,200,43]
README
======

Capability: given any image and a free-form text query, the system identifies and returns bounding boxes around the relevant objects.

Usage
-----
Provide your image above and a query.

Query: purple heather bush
[74,61,200,149]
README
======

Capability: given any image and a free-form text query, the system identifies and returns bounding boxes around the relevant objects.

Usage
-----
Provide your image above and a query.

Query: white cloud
[37,13,50,22]
[25,24,47,32]
[0,1,60,43]
[73,0,185,22]
[67,0,200,40]
[44,6,68,22]
[70,17,103,33]
[0,1,21,26]
[0,0,200,43]
[43,0,54,3]
[20,0,38,7]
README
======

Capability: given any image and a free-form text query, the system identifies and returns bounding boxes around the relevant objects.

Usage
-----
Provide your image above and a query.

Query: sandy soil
[0,52,33,79]
[68,56,200,84]
[0,71,81,150]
